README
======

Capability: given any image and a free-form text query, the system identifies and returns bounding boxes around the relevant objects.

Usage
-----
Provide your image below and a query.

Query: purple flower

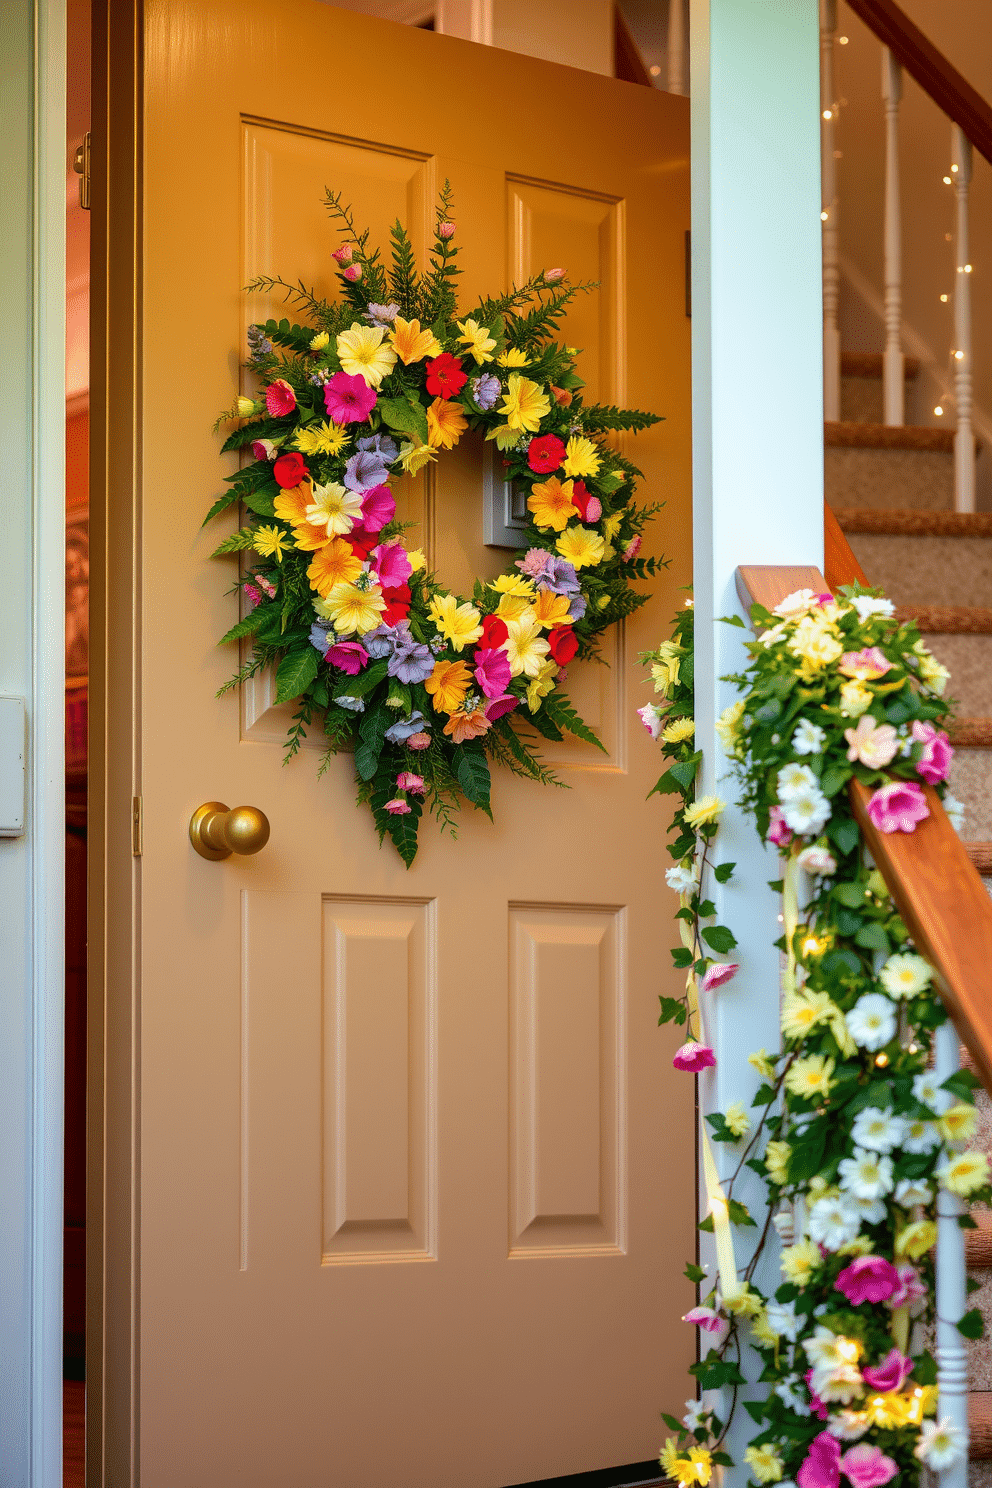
[364,303,399,325]
[344,450,390,492]
[485,694,519,721]
[383,711,430,744]
[471,373,500,410]
[912,719,954,784]
[473,647,512,700]
[516,548,556,581]
[362,625,395,660]
[309,621,333,654]
[388,643,435,686]
[538,557,581,595]
[357,433,399,463]
[568,593,587,622]
[247,324,272,358]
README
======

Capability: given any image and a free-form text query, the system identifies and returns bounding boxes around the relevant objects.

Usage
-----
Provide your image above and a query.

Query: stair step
[968,844,992,875]
[840,351,922,380]
[971,1392,992,1459]
[895,605,992,635]
[837,510,992,537]
[825,421,955,452]
[967,1212,992,1267]
[950,719,992,748]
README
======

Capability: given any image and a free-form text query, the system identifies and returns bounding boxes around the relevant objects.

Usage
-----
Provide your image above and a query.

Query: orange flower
[531,589,573,629]
[274,483,330,552]
[527,476,578,532]
[424,658,472,714]
[306,539,363,597]
[550,384,572,407]
[443,706,491,743]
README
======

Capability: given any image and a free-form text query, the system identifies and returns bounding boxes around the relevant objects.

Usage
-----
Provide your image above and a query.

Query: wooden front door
[95,4,693,1483]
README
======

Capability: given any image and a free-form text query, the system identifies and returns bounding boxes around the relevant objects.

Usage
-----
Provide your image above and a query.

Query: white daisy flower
[665,862,699,895]
[808,1193,862,1250]
[850,1106,907,1153]
[792,719,827,756]
[773,1375,811,1416]
[943,793,966,834]
[911,1070,953,1114]
[837,1147,894,1200]
[902,1117,942,1154]
[894,1177,933,1207]
[765,1299,800,1342]
[815,1363,865,1404]
[914,1418,966,1470]
[781,785,831,837]
[878,953,932,1000]
[850,595,895,622]
[845,993,897,1052]
[778,762,819,799]
[827,1410,871,1441]
[849,1195,887,1225]
[682,1399,705,1431]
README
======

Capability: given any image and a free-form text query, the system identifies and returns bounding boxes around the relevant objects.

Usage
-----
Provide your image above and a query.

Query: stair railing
[820,0,992,512]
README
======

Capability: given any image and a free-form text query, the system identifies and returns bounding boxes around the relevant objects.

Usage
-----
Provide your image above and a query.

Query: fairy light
[837,1338,860,1362]
[908,1043,919,1054]
[943,175,952,185]
[649,64,661,76]
[952,163,959,173]
[954,350,965,360]
[934,406,944,417]
[839,34,848,43]
[875,1053,889,1068]
[940,294,948,302]
[821,211,829,221]
[823,109,833,120]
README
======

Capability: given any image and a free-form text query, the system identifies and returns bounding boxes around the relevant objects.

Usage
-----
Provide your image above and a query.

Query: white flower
[902,1117,942,1154]
[816,1363,864,1404]
[850,1106,907,1153]
[780,785,831,837]
[765,1298,799,1341]
[792,719,827,756]
[850,1195,887,1225]
[771,1208,796,1243]
[895,1176,933,1207]
[838,1147,894,1200]
[637,702,664,739]
[774,1375,811,1416]
[682,1398,705,1431]
[774,588,818,619]
[808,1194,862,1250]
[760,621,789,648]
[845,993,897,1052]
[796,844,837,877]
[665,862,698,895]
[850,595,895,622]
[943,793,966,833]
[778,762,818,798]
[879,953,932,1000]
[911,1070,953,1114]
[914,1418,966,1470]
[827,1410,871,1441]
[803,1325,849,1371]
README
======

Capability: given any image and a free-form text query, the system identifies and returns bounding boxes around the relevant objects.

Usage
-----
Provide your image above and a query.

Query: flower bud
[438,221,456,239]
[343,264,363,282]
[331,243,355,264]
[236,396,257,418]
[544,267,565,283]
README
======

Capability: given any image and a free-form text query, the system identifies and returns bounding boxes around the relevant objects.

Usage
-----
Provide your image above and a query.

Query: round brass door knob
[189,801,270,861]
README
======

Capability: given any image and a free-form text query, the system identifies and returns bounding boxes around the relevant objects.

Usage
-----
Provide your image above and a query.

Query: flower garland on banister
[640,583,990,1488]
[205,184,664,865]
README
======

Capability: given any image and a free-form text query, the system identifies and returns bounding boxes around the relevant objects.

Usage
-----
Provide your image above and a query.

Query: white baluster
[820,0,841,423]
[881,48,904,426]
[667,0,686,97]
[935,1018,969,1488]
[952,126,976,514]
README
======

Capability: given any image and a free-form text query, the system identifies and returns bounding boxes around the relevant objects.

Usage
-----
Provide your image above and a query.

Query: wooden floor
[64,1380,84,1487]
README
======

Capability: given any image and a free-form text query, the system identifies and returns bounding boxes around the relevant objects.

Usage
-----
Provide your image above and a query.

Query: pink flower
[683,1306,726,1335]
[636,703,663,739]
[543,267,565,283]
[844,714,898,769]
[243,582,262,610]
[438,221,456,239]
[325,641,369,676]
[804,1373,829,1421]
[888,1263,927,1309]
[701,962,739,993]
[861,1348,913,1394]
[264,379,296,417]
[623,536,642,563]
[798,1430,841,1488]
[767,805,793,847]
[839,647,892,681]
[343,264,363,282]
[484,693,520,722]
[866,779,930,835]
[834,1255,900,1305]
[840,1445,898,1488]
[406,732,431,750]
[474,647,512,700]
[912,719,954,784]
[396,772,425,794]
[384,798,411,815]
[360,484,396,533]
[251,438,278,461]
[371,541,412,591]
[814,593,835,607]
[255,574,277,598]
[324,371,377,425]
[673,1041,716,1072]
[332,243,355,264]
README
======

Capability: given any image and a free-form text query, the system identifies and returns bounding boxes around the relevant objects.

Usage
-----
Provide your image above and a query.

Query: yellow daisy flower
[936,1150,989,1196]
[663,717,696,744]
[495,593,535,623]
[497,347,530,368]
[556,524,606,570]
[273,486,327,551]
[456,317,497,366]
[784,1053,835,1099]
[498,373,551,433]
[322,580,387,635]
[426,396,467,450]
[490,574,536,598]
[503,616,551,678]
[743,1444,784,1484]
[528,476,578,533]
[938,1103,978,1143]
[428,594,483,652]
[530,590,573,629]
[779,1239,822,1285]
[399,438,439,475]
[389,315,441,366]
[763,1140,791,1185]
[561,434,602,480]
[424,658,472,715]
[781,989,837,1041]
[336,323,398,387]
[309,331,329,351]
[748,1048,777,1082]
[683,795,725,829]
[252,525,290,562]
[307,540,363,598]
[305,481,364,538]
[293,420,349,457]
[485,423,524,451]
[526,659,558,713]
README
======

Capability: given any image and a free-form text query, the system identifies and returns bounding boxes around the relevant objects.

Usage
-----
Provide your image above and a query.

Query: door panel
[131,4,693,1484]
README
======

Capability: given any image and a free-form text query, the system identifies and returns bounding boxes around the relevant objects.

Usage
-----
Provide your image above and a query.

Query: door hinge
[132,795,142,857]
[72,131,91,211]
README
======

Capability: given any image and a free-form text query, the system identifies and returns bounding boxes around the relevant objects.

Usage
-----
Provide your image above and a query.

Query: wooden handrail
[824,502,869,590]
[844,0,992,165]
[736,562,992,1098]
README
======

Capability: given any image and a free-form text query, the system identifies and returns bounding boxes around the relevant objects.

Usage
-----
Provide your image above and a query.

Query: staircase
[828,351,991,1486]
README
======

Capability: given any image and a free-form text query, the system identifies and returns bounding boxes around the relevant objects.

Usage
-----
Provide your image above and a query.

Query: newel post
[689,1,823,1472]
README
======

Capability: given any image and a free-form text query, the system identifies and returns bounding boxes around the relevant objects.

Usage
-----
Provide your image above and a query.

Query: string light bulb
[821,211,829,221]
[943,175,953,185]
[940,294,948,302]
[839,34,848,43]
[955,350,965,360]
[875,1053,889,1068]
[934,406,944,416]
[823,109,833,120]
[952,163,959,173]
[649,64,660,77]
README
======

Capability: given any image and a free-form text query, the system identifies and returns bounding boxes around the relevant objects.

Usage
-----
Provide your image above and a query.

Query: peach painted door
[137,3,692,1483]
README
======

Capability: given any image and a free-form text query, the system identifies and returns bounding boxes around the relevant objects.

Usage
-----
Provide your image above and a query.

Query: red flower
[527,434,566,474]
[347,529,378,560]
[548,627,578,665]
[570,481,601,523]
[264,378,296,417]
[381,590,411,626]
[425,352,467,401]
[273,451,308,489]
[479,614,509,649]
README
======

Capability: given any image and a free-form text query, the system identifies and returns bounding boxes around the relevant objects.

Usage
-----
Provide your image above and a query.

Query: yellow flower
[526,660,559,712]
[936,1150,989,1196]
[918,654,950,694]
[293,420,349,456]
[236,396,257,417]
[839,679,873,717]
[309,330,330,351]
[425,658,472,714]
[322,580,387,635]
[895,1219,938,1260]
[426,396,467,450]
[428,593,483,652]
[837,1236,874,1257]
[306,539,363,598]
[788,616,843,679]
[864,1393,912,1430]
[724,1101,751,1139]
[485,423,524,451]
[528,476,578,532]
[723,1285,763,1318]
[939,1103,978,1143]
[763,1140,791,1185]
[715,700,745,753]
[781,989,838,1041]
[748,1048,776,1082]
[389,315,441,366]
[683,795,725,830]
[669,1448,714,1487]
[751,1310,780,1349]
[784,1054,836,1099]
[663,717,696,744]
[660,1440,682,1479]
[497,347,530,367]
[562,434,602,480]
[780,1240,822,1286]
[490,574,536,598]
[496,593,535,623]
[274,486,326,551]
[503,615,551,678]
[399,439,439,475]
[651,647,683,698]
[305,481,364,537]
[336,322,398,387]
[456,317,496,365]
[498,373,551,433]
[744,1445,783,1484]
[252,524,290,562]
[531,589,573,630]
[602,512,623,543]
[556,524,606,570]
[406,549,426,572]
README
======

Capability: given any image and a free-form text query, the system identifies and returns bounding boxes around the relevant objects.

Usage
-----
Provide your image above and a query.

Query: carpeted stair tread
[967,1212,992,1268]
[837,509,992,537]
[894,605,992,634]
[825,421,955,452]
[840,351,922,380]
[972,1392,992,1458]
[967,844,992,876]
[950,719,992,748]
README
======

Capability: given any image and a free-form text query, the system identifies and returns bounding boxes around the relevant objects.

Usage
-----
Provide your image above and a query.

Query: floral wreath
[639,585,987,1488]
[206,185,664,864]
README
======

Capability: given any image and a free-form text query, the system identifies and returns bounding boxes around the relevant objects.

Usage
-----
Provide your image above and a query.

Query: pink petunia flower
[251,438,278,461]
[264,379,296,417]
[844,714,899,769]
[331,243,355,264]
[834,1255,900,1305]
[384,798,411,815]
[803,1372,829,1422]
[683,1306,726,1335]
[840,1445,898,1488]
[866,779,929,835]
[324,371,377,425]
[798,1430,841,1488]
[406,732,432,750]
[673,1041,716,1073]
[343,264,363,282]
[701,962,739,993]
[370,541,412,591]
[325,642,369,676]
[912,719,954,784]
[474,647,512,700]
[395,772,425,794]
[484,694,520,722]
[814,593,835,607]
[767,805,793,847]
[888,1263,927,1310]
[839,647,892,681]
[861,1348,913,1394]
[360,484,396,534]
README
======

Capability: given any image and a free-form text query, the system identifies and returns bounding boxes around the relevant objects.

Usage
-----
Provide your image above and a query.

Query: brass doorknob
[189,801,270,861]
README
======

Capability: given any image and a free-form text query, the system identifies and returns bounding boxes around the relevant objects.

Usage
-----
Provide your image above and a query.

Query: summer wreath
[206,185,665,865]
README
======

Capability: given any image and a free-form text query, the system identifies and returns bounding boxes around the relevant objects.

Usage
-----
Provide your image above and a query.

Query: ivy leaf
[684,1262,706,1284]
[743,1401,767,1425]
[728,1198,756,1228]
[957,1309,985,1340]
[661,1414,683,1432]
[702,925,738,953]
[668,758,699,791]
[855,922,891,953]
[648,770,683,798]
[752,1084,776,1107]
[671,947,694,969]
[942,1069,981,1100]
[714,861,735,883]
[833,881,868,909]
[959,1213,979,1230]
[274,646,319,704]
[828,816,860,857]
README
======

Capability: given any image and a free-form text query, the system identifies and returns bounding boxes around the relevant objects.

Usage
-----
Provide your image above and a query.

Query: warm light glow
[649,64,661,76]
[875,1053,889,1068]
[837,1338,860,1362]
[908,1043,919,1054]
[945,233,953,242]
[839,35,849,43]
[943,176,953,185]
[965,263,973,273]
[778,914,784,923]
[951,163,959,173]
[934,406,944,416]
[940,294,949,302]
[955,350,965,360]
[821,211,829,221]
[823,109,833,120]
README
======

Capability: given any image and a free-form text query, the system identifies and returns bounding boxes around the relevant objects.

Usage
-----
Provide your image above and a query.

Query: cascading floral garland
[640,583,990,1488]
[206,184,664,865]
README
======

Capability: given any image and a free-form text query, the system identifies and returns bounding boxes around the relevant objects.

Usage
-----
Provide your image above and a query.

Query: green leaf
[743,1401,767,1425]
[671,947,694,969]
[648,769,683,798]
[728,1198,756,1228]
[912,1350,938,1384]
[714,861,735,883]
[684,1262,706,1284]
[244,488,276,519]
[828,816,861,857]
[701,925,738,953]
[659,995,688,1026]
[820,764,852,798]
[957,1308,985,1340]
[334,659,389,700]
[668,758,699,792]
[211,527,258,557]
[959,1213,979,1230]
[752,1084,776,1107]
[661,1413,683,1433]
[717,614,747,629]
[219,605,275,646]
[274,646,319,704]
[697,1214,714,1233]
[942,1069,981,1099]
[203,489,240,525]
[377,394,429,444]
[833,881,868,908]
[455,746,493,817]
[855,922,890,953]
[541,691,608,753]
